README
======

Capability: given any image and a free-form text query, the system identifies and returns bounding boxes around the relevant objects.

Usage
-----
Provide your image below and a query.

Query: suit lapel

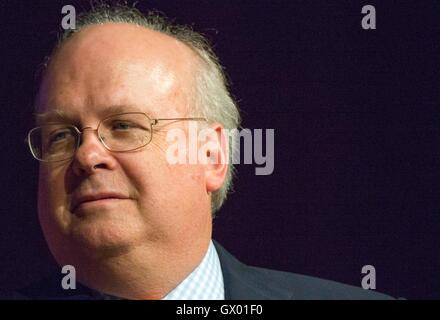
[213,240,290,300]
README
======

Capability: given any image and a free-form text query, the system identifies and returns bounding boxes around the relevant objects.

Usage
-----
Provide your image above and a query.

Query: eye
[49,129,72,143]
[111,121,134,130]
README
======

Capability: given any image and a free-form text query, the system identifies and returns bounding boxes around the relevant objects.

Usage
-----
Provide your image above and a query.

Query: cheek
[158,162,205,201]
[122,152,207,214]
[38,166,72,230]
[37,169,70,262]
[38,166,68,206]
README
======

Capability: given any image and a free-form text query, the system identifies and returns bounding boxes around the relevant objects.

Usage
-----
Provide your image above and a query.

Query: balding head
[37,23,199,118]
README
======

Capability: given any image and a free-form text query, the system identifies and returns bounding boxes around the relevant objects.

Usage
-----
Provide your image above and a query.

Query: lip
[72,192,130,212]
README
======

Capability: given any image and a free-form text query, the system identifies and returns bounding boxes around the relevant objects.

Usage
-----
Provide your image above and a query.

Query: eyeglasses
[26,112,207,162]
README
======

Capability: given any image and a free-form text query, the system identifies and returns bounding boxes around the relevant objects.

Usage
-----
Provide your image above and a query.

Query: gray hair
[49,3,241,215]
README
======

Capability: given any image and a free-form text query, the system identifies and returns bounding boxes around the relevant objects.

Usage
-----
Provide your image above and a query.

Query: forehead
[36,23,199,122]
[35,105,149,126]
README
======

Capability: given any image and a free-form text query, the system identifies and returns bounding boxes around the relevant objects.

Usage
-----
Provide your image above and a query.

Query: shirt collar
[162,240,225,300]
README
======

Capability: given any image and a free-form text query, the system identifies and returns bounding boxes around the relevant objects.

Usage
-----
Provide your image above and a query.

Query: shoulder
[246,265,392,300]
[213,241,394,300]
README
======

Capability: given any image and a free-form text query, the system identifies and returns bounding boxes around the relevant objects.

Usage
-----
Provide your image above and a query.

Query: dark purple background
[0,1,439,299]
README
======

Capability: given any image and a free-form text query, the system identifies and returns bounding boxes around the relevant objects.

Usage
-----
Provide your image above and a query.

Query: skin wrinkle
[36,23,227,299]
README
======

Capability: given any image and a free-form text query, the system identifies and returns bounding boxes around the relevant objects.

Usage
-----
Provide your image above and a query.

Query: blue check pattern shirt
[162,240,225,300]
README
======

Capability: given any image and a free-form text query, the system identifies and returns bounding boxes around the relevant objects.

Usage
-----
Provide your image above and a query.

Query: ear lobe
[201,124,228,193]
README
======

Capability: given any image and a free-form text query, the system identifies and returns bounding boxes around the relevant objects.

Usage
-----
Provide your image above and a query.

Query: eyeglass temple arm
[152,117,207,125]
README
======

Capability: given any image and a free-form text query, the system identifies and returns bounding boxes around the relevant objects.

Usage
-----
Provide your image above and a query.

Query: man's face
[36,24,213,266]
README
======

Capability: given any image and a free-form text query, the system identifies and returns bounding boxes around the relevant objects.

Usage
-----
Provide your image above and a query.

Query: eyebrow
[35,105,147,126]
[35,109,70,126]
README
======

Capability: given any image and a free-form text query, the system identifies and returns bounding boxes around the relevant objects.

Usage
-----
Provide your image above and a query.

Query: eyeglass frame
[25,111,208,162]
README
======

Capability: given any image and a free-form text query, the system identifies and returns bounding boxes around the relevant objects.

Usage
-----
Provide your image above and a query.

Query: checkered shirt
[162,240,225,300]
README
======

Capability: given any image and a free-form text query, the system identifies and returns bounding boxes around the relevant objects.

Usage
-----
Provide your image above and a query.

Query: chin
[41,216,140,265]
[72,218,142,251]
[41,204,154,263]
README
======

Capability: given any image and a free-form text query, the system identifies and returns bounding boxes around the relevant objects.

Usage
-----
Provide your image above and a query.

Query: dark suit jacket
[2,240,393,300]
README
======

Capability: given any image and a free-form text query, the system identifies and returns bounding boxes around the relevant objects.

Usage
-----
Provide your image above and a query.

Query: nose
[71,127,117,176]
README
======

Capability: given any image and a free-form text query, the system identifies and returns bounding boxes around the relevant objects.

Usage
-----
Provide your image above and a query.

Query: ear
[198,123,228,193]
